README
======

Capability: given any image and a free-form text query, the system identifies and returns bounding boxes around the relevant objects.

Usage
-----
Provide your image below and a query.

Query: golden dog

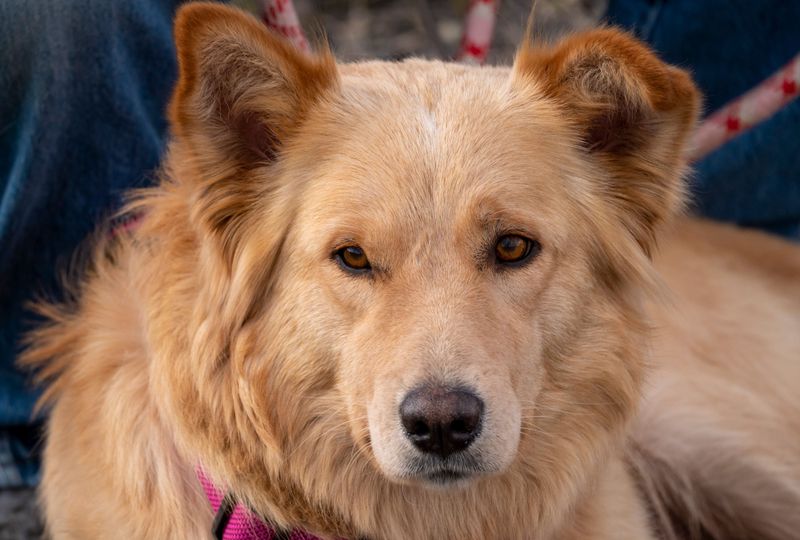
[21,3,800,539]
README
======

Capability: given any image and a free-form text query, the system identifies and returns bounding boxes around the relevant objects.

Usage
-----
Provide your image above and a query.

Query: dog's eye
[494,235,539,266]
[335,245,371,273]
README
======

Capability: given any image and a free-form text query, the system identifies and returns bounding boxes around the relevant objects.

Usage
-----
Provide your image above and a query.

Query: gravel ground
[1,1,604,538]
[0,491,41,540]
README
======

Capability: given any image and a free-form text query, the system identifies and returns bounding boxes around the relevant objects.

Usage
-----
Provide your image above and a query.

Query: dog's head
[159,3,698,534]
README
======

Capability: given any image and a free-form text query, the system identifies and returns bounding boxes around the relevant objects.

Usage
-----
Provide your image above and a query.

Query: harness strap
[198,467,322,540]
[211,493,237,540]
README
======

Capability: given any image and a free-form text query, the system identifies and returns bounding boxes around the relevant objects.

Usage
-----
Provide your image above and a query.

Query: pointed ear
[513,29,700,254]
[169,2,337,166]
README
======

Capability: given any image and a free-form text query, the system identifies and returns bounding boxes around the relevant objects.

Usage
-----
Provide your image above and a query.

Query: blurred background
[233,0,606,61]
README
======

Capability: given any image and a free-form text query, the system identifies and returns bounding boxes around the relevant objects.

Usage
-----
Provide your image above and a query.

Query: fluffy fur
[21,4,800,539]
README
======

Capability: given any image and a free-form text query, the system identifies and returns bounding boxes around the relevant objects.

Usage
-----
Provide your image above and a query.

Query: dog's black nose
[399,385,484,458]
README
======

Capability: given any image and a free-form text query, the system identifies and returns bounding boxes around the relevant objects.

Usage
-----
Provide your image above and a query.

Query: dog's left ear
[514,29,700,254]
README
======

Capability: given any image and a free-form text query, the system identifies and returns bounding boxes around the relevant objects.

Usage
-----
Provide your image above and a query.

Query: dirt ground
[0,1,605,538]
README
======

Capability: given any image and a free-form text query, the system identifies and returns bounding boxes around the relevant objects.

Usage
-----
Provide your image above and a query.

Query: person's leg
[694,105,800,237]
[605,0,800,238]
[0,0,188,487]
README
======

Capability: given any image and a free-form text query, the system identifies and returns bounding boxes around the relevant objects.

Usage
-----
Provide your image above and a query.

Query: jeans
[0,0,188,487]
[1,0,798,488]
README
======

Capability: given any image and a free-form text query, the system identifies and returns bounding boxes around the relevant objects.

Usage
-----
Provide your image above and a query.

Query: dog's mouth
[400,454,485,488]
[422,468,473,486]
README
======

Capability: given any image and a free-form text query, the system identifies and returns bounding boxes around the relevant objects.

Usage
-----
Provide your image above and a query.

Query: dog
[21,3,800,539]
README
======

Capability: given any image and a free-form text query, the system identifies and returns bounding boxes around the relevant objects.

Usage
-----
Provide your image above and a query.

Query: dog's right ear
[169,2,337,166]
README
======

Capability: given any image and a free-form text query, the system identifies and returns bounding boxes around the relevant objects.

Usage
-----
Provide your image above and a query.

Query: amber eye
[335,245,371,273]
[494,235,538,265]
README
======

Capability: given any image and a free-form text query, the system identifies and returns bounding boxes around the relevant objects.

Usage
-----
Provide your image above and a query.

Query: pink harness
[197,468,323,540]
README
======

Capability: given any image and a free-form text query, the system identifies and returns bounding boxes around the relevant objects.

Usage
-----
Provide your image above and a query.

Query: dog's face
[287,63,594,485]
[163,3,698,533]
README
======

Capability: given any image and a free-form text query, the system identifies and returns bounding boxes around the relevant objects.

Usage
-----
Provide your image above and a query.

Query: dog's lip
[402,453,486,484]
[422,468,472,484]
[401,464,482,487]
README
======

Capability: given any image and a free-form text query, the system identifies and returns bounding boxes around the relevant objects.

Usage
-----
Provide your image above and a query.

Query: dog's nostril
[399,385,484,459]
[410,420,430,437]
[450,418,474,437]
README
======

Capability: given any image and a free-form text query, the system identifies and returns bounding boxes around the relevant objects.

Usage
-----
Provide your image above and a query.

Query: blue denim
[0,0,190,487]
[606,0,800,236]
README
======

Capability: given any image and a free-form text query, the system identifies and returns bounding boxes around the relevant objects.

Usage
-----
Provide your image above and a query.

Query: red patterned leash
[688,52,800,162]
[456,0,500,65]
[261,0,309,53]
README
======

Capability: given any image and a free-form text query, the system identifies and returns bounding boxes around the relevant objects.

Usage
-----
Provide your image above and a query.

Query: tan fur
[20,4,800,539]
